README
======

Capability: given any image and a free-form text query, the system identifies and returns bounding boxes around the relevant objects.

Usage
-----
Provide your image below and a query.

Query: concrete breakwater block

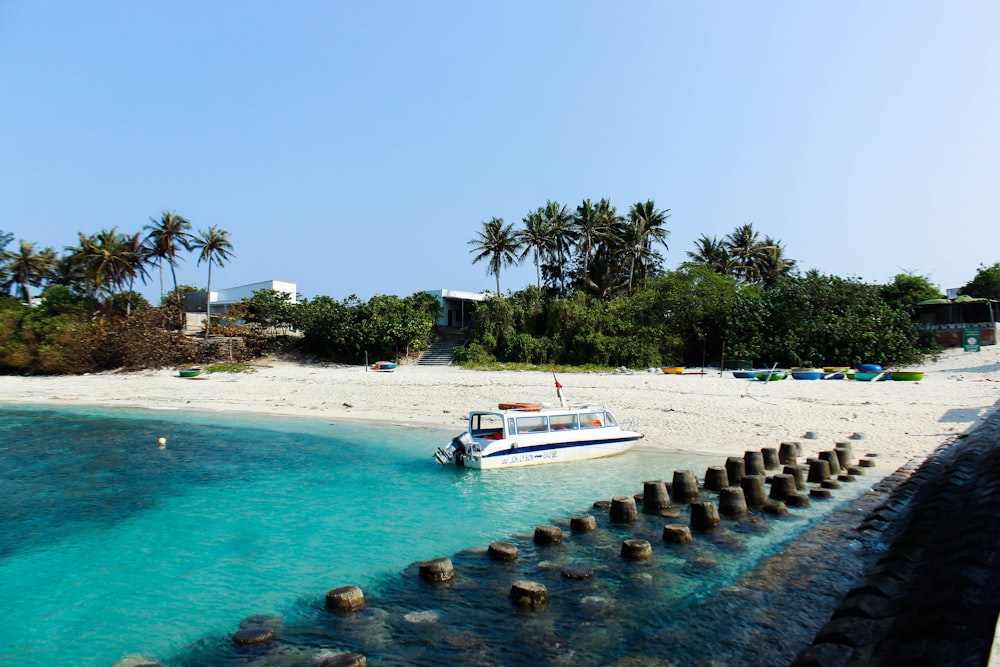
[783,463,807,490]
[819,450,842,475]
[570,515,597,532]
[533,525,563,546]
[326,585,366,611]
[785,494,810,508]
[808,459,832,483]
[233,626,275,645]
[690,501,721,532]
[663,524,693,543]
[642,480,671,513]
[488,541,518,561]
[621,539,653,561]
[562,567,594,580]
[320,653,368,667]
[719,486,749,518]
[779,441,801,464]
[744,450,766,477]
[610,495,638,522]
[741,475,767,508]
[726,456,746,484]
[510,581,547,608]
[769,473,797,501]
[419,557,455,583]
[762,447,780,470]
[672,470,700,503]
[704,466,729,492]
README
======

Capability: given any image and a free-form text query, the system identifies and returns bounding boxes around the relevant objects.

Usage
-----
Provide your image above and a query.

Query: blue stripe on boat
[482,436,642,458]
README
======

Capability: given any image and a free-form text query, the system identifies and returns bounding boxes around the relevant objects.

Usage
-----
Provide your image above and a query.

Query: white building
[424,289,489,329]
[211,280,297,308]
[185,280,297,332]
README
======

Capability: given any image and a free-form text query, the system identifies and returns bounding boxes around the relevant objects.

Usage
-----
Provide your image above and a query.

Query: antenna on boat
[553,372,566,407]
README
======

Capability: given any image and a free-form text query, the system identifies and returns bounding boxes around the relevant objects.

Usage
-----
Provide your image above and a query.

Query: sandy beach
[3,347,1000,471]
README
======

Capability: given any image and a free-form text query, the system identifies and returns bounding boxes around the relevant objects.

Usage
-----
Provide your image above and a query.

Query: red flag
[553,372,562,388]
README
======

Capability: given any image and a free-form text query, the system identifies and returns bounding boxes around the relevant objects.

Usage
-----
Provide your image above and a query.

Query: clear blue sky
[2,1,998,302]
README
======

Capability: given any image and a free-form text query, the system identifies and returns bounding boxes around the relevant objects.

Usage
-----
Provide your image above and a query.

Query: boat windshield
[469,413,504,439]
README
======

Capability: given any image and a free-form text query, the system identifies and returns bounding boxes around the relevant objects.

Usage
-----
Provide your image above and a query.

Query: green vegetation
[458,268,934,369]
[0,198,980,375]
[470,197,673,298]
[961,262,1000,300]
[204,362,256,374]
[287,291,441,363]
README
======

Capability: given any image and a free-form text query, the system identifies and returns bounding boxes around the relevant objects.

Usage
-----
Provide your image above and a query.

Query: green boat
[755,370,788,381]
[889,371,924,381]
[178,368,202,378]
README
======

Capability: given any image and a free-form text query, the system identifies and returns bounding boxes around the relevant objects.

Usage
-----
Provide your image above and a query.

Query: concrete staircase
[418,331,468,366]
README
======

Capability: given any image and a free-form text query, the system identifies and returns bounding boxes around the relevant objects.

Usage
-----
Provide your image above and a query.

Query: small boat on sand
[372,361,397,372]
[178,368,201,378]
[755,370,788,381]
[854,371,890,382]
[434,375,642,469]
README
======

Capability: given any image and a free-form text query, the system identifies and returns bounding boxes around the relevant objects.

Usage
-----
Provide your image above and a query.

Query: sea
[0,404,873,666]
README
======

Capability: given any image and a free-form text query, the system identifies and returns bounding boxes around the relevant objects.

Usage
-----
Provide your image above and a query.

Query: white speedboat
[435,401,643,469]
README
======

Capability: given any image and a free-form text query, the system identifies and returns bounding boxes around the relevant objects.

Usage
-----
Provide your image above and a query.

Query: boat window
[580,412,604,429]
[549,414,579,431]
[471,413,504,436]
[507,418,517,434]
[515,416,548,433]
[603,412,618,427]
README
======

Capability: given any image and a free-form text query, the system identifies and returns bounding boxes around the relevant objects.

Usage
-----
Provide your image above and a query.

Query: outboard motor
[435,433,474,465]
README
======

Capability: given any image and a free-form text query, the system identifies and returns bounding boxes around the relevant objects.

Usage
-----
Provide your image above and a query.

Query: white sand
[2,347,999,470]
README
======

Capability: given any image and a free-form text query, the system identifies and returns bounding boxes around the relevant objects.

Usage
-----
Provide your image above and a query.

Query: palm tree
[516,209,554,288]
[540,201,576,292]
[573,198,620,279]
[0,230,13,293]
[626,200,671,291]
[469,217,520,294]
[725,223,765,284]
[143,211,193,302]
[8,240,55,305]
[74,228,145,303]
[686,235,735,275]
[120,232,153,314]
[757,236,797,289]
[191,226,235,339]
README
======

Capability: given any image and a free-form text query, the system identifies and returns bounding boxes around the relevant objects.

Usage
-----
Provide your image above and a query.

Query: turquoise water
[0,404,869,666]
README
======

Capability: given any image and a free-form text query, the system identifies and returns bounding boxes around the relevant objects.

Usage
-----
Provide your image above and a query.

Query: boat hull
[459,435,641,469]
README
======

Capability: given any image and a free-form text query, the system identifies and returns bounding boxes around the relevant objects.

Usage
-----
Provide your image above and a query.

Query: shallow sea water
[0,404,873,666]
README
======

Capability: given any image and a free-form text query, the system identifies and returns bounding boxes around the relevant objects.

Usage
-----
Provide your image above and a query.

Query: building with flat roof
[424,289,489,329]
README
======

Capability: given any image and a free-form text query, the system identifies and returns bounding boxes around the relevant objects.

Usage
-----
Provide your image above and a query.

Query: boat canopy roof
[472,403,609,416]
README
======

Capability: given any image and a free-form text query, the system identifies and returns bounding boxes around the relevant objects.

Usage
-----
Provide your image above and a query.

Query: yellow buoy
[158,437,167,447]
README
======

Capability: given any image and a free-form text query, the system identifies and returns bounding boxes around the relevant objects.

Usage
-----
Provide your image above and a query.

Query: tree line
[456,268,945,369]
[1,200,997,374]
[0,212,233,326]
[0,211,443,372]
[468,199,797,298]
